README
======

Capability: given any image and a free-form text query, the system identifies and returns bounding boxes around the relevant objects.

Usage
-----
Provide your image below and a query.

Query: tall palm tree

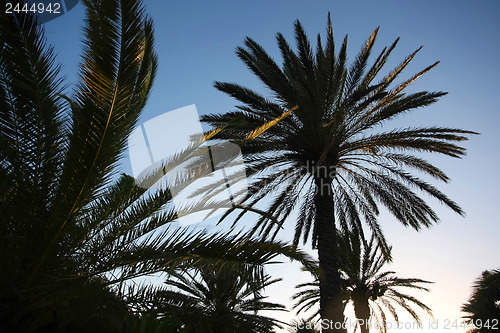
[149,266,285,333]
[462,269,500,333]
[202,13,476,331]
[0,2,312,332]
[293,231,433,333]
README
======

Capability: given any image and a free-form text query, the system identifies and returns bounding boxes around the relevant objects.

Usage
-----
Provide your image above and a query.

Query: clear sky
[42,1,500,332]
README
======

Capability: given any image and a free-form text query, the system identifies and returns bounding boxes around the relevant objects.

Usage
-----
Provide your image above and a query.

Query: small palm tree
[293,231,433,333]
[149,266,285,333]
[202,13,475,330]
[0,2,311,331]
[462,269,500,333]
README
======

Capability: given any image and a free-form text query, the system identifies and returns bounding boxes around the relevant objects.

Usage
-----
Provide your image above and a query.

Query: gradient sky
[42,1,500,332]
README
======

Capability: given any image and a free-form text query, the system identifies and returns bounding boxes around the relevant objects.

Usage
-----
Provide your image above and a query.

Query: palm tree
[202,13,476,331]
[0,2,312,332]
[462,269,500,332]
[148,266,284,333]
[293,231,433,333]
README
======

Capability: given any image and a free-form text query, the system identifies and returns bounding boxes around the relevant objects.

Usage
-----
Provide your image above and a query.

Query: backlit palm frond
[54,0,157,236]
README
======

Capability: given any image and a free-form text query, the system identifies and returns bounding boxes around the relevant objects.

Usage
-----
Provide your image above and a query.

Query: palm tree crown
[203,13,474,248]
[152,266,285,333]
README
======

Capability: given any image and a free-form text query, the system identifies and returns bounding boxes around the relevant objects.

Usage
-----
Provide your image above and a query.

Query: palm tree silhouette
[151,266,285,333]
[293,231,433,333]
[462,269,500,333]
[202,13,475,331]
[0,2,311,331]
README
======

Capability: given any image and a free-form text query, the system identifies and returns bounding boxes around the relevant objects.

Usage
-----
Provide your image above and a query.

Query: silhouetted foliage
[462,269,500,332]
[148,266,285,332]
[0,1,311,331]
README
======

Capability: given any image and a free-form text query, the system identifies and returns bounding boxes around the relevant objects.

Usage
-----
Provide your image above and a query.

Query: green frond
[359,37,399,89]
[238,37,295,103]
[41,0,158,272]
[294,20,315,81]
[0,7,65,233]
[345,27,379,95]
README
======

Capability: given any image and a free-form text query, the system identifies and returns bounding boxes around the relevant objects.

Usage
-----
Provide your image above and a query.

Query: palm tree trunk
[314,174,345,333]
[353,296,371,333]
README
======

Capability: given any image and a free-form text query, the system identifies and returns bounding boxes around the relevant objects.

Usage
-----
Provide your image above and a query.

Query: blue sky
[43,1,500,331]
